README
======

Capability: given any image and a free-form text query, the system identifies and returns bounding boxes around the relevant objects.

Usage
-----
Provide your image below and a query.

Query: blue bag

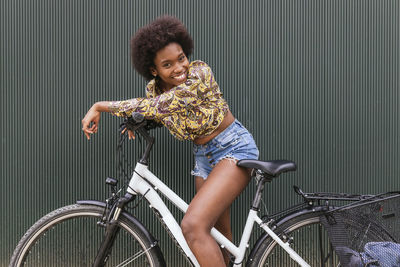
[361,242,400,267]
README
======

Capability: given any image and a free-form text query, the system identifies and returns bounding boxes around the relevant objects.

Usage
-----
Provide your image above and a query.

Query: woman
[82,16,259,267]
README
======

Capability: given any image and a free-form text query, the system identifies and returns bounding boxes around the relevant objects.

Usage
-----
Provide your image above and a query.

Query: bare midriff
[193,110,235,145]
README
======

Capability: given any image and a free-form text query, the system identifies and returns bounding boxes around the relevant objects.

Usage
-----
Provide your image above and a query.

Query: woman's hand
[122,128,136,140]
[81,101,136,140]
[82,103,102,140]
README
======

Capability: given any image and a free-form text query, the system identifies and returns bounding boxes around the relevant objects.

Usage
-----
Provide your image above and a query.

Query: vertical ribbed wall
[1,0,399,265]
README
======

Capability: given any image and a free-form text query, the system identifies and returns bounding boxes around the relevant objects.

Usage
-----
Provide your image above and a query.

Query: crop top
[109,60,229,141]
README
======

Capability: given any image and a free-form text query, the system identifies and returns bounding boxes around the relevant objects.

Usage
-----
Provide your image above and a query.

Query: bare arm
[81,101,135,140]
[81,101,109,140]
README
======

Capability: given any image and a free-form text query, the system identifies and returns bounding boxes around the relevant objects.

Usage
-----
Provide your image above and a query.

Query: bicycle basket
[320,193,400,266]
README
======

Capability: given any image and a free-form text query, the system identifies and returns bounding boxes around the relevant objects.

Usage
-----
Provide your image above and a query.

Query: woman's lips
[173,73,187,82]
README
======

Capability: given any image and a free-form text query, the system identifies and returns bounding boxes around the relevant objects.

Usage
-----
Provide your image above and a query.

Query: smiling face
[150,42,189,92]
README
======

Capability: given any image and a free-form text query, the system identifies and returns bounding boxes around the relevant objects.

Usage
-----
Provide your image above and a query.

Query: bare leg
[182,159,251,267]
[196,178,232,265]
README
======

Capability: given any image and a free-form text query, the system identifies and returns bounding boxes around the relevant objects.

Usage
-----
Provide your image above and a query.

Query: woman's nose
[174,63,185,73]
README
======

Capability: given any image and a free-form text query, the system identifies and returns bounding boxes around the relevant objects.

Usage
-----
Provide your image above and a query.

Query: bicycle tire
[10,204,165,267]
[247,209,389,267]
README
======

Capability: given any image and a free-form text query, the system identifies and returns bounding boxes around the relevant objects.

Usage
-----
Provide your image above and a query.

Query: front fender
[76,200,159,248]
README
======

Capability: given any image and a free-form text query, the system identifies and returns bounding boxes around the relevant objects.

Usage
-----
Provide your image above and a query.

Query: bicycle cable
[115,119,149,211]
[116,120,144,187]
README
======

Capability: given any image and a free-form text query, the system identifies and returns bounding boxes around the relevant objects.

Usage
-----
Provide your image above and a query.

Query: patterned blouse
[109,60,229,141]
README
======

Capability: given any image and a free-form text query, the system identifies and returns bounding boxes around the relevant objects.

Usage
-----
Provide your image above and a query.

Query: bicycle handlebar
[131,112,144,124]
[124,112,163,132]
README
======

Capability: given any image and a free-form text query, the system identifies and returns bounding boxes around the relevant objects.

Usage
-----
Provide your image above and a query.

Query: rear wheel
[248,209,386,266]
[10,204,165,267]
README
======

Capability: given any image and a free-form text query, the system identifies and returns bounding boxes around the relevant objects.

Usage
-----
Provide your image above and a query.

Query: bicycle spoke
[115,246,153,267]
[10,205,163,267]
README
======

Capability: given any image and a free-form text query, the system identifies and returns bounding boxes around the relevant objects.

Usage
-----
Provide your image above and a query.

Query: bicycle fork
[92,193,136,267]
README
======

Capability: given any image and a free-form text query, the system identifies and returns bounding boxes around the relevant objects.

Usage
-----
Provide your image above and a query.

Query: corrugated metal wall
[1,0,399,265]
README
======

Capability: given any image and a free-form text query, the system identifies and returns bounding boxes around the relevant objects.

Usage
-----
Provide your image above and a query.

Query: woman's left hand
[122,128,136,140]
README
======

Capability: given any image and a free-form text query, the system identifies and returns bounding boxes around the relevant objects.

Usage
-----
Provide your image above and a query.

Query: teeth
[174,73,186,80]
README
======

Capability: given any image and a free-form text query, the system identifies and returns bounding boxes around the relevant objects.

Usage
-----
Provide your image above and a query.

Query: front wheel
[247,209,388,267]
[10,204,165,267]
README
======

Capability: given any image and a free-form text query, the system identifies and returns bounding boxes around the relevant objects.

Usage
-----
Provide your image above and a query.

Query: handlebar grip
[131,112,144,123]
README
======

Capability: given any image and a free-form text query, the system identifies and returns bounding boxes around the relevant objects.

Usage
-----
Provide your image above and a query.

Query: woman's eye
[179,55,186,61]
[163,63,171,68]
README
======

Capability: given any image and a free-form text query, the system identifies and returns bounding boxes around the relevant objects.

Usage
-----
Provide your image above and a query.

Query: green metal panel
[1,0,399,265]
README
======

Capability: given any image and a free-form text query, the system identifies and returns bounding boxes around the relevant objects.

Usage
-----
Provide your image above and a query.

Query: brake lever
[119,121,128,133]
[144,120,163,130]
[129,120,147,132]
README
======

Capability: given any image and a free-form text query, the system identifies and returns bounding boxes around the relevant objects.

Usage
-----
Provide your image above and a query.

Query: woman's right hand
[82,103,102,140]
[81,101,135,140]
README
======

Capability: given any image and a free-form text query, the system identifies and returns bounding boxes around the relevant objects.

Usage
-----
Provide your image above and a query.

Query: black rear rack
[261,187,400,223]
[293,185,400,202]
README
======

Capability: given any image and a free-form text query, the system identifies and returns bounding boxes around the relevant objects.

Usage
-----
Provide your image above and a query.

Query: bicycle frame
[125,162,311,267]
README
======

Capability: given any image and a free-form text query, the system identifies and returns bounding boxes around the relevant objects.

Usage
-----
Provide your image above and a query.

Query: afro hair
[130,16,194,81]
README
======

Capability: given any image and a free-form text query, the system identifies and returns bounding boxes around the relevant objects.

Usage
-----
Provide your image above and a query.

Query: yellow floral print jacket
[109,60,228,141]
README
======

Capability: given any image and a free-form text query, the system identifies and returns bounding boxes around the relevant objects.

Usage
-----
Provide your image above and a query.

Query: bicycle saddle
[237,159,297,177]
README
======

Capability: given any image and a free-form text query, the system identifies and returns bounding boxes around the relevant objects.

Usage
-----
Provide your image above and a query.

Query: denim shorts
[191,120,259,179]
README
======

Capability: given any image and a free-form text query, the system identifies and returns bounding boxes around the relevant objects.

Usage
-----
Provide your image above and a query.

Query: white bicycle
[10,113,399,267]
